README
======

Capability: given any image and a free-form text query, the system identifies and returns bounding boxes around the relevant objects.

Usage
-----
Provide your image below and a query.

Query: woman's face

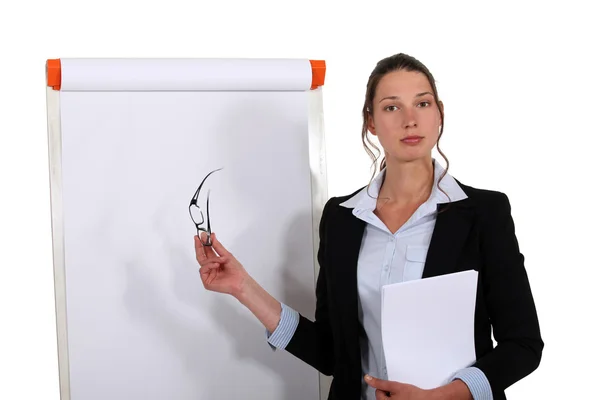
[367,69,443,164]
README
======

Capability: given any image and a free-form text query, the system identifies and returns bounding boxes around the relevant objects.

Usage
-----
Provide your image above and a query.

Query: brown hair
[361,53,451,208]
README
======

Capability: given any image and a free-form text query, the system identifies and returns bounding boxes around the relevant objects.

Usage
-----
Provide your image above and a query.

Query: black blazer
[284,180,543,400]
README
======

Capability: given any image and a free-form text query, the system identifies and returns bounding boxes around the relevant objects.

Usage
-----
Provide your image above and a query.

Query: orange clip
[310,60,326,89]
[46,59,61,90]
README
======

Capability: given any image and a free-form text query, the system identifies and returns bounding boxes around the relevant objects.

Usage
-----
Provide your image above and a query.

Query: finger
[199,260,221,275]
[199,260,221,269]
[210,233,229,257]
[194,235,206,260]
[364,375,392,392]
[199,257,222,268]
[199,264,220,281]
[375,389,391,399]
[202,232,218,258]
[199,266,219,287]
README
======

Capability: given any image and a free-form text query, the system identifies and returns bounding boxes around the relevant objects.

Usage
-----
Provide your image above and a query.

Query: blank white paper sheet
[381,270,478,389]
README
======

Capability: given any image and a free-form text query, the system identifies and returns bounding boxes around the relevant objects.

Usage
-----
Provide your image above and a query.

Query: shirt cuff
[265,302,300,351]
[452,367,493,400]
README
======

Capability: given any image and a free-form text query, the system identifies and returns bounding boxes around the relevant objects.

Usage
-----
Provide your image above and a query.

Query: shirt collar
[339,158,467,217]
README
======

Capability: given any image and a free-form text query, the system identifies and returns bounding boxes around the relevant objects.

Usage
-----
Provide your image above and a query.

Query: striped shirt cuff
[266,303,300,350]
[452,367,493,400]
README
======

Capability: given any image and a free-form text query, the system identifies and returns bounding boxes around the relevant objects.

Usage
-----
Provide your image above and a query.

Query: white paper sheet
[59,58,313,91]
[381,270,478,389]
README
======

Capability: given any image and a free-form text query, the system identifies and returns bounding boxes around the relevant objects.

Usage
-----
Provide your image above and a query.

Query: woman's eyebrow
[378,92,434,103]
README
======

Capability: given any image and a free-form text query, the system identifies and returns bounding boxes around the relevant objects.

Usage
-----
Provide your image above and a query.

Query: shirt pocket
[403,245,429,282]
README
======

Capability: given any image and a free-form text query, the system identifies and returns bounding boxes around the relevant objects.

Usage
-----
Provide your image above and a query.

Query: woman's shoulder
[452,178,514,220]
[454,178,510,205]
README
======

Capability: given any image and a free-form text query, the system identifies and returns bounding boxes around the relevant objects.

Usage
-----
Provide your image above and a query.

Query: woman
[194,53,543,400]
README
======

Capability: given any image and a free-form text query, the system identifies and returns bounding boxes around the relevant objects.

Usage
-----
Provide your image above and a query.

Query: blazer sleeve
[473,192,544,393]
[283,197,335,376]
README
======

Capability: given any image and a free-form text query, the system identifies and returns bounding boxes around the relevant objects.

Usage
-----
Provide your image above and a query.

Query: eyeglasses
[189,167,223,246]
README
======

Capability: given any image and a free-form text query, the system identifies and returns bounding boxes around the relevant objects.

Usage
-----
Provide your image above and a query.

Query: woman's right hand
[196,232,283,334]
[194,232,251,298]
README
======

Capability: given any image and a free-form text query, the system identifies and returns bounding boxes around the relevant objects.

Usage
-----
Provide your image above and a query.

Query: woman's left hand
[364,375,435,399]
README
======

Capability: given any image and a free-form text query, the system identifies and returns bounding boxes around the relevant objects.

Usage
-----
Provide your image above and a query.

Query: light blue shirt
[267,158,493,400]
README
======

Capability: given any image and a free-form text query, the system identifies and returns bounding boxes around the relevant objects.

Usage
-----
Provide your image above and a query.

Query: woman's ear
[367,112,376,136]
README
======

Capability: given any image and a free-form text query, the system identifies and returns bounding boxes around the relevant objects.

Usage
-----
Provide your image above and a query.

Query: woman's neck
[378,157,434,206]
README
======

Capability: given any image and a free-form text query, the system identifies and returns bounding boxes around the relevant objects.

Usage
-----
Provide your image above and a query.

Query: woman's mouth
[401,136,424,145]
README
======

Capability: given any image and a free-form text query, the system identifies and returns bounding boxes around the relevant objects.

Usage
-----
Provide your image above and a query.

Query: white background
[1,1,598,398]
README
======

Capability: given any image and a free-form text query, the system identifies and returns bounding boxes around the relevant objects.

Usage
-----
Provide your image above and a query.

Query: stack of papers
[381,270,478,389]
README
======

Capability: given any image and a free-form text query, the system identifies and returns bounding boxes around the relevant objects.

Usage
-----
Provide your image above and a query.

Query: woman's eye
[417,101,430,107]
[385,105,398,111]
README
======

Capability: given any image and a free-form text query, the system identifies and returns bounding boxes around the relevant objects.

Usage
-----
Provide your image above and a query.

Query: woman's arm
[473,192,544,394]
[234,259,335,376]
[277,197,336,375]
[235,277,283,335]
[278,254,335,376]
[199,197,336,376]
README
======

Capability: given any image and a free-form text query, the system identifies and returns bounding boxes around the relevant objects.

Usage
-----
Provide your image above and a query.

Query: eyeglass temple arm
[191,167,223,245]
[206,190,211,235]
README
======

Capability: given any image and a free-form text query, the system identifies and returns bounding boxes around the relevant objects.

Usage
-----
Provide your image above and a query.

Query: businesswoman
[194,53,543,400]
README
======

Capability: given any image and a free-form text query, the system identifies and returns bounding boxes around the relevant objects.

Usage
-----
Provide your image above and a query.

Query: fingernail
[365,374,372,381]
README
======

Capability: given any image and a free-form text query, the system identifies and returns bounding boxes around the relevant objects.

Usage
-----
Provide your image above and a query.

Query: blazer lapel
[422,197,476,279]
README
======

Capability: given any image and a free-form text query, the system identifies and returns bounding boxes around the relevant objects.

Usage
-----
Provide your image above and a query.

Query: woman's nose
[403,110,417,128]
